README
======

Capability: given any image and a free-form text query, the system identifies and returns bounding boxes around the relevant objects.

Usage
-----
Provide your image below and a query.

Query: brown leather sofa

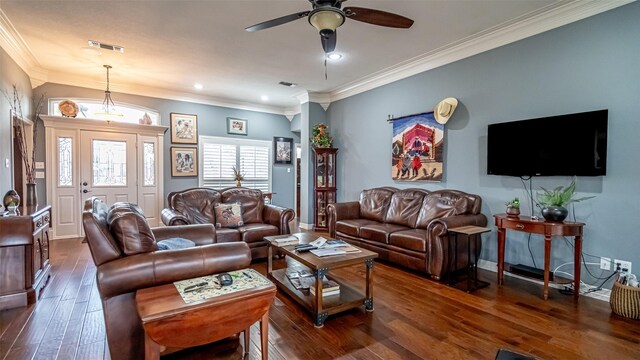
[82,197,251,360]
[161,187,295,259]
[327,187,487,280]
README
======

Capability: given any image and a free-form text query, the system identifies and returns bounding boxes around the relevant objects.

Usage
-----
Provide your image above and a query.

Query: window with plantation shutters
[200,136,271,192]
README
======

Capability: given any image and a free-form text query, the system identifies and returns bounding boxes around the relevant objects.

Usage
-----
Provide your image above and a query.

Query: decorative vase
[506,206,520,218]
[3,189,20,209]
[541,205,568,222]
[26,183,38,207]
[235,180,242,187]
[7,205,18,216]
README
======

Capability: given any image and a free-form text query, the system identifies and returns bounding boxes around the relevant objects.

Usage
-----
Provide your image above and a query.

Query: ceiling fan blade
[321,31,337,53]
[245,11,310,32]
[344,7,414,28]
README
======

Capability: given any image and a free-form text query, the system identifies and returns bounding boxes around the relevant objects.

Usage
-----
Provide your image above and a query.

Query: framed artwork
[391,111,444,182]
[273,137,293,165]
[171,147,198,177]
[227,117,248,136]
[170,113,198,144]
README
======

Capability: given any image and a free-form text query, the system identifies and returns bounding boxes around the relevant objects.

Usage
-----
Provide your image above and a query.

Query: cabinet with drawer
[0,205,52,310]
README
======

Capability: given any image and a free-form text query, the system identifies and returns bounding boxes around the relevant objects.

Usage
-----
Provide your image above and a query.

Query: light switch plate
[35,171,45,179]
[35,162,45,169]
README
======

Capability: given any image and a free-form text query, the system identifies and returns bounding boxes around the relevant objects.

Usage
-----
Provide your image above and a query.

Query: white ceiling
[0,0,629,114]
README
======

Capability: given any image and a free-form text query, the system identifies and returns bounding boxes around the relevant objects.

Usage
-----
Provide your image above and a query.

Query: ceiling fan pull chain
[325,57,328,80]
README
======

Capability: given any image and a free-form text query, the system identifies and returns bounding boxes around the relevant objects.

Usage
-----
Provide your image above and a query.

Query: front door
[80,131,138,212]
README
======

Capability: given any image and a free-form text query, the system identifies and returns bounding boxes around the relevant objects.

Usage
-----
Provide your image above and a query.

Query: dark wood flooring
[1,238,639,359]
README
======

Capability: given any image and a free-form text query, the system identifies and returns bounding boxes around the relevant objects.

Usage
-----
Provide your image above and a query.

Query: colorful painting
[391,112,444,182]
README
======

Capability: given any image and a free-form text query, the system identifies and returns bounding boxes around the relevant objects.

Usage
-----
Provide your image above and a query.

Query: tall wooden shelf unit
[313,147,337,230]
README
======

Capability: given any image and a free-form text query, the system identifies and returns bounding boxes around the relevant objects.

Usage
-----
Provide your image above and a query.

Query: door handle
[83,189,91,194]
[82,181,88,186]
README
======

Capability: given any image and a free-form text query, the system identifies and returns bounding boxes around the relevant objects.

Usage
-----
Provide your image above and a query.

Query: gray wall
[0,47,32,202]
[32,83,300,209]
[327,2,640,284]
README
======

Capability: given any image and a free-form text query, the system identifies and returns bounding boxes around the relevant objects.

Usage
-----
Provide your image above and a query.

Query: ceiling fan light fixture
[309,8,345,33]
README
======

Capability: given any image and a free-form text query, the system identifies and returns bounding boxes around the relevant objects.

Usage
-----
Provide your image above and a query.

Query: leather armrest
[263,204,295,234]
[152,224,216,246]
[161,208,190,226]
[426,214,488,278]
[96,242,251,299]
[327,202,360,238]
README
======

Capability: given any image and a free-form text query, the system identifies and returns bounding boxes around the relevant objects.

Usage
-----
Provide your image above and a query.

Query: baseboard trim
[298,222,313,230]
[477,259,610,302]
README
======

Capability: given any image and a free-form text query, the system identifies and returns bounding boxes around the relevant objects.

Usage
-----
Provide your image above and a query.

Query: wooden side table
[136,274,276,359]
[447,225,491,292]
[494,214,584,299]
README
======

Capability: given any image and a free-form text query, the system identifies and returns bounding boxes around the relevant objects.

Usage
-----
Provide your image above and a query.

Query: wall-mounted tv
[487,110,608,177]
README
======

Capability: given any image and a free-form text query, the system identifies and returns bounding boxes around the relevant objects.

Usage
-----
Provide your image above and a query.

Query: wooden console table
[494,214,584,300]
[0,205,52,310]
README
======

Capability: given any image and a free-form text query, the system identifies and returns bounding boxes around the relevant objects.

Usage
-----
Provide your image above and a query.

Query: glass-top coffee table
[265,232,378,327]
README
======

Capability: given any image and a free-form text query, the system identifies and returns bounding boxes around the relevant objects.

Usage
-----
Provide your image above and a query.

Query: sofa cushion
[215,228,242,243]
[359,188,395,222]
[238,223,279,243]
[360,223,411,243]
[221,188,264,224]
[335,219,379,237]
[107,205,157,255]
[384,189,426,228]
[388,229,428,252]
[415,192,472,228]
[171,188,221,224]
[214,202,244,228]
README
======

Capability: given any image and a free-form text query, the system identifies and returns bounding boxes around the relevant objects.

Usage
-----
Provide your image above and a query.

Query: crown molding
[284,106,300,121]
[329,0,634,103]
[295,91,331,111]
[0,9,40,85]
[36,70,289,115]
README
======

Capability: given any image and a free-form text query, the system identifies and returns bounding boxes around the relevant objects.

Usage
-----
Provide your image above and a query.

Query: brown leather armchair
[161,187,295,259]
[82,197,251,360]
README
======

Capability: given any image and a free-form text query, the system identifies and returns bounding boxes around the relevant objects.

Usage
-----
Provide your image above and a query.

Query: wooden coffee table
[136,272,276,359]
[265,232,378,327]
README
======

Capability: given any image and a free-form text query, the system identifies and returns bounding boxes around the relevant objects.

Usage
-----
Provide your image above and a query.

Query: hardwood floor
[1,238,639,359]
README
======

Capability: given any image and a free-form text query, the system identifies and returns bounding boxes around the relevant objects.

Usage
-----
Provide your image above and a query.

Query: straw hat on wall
[434,97,458,125]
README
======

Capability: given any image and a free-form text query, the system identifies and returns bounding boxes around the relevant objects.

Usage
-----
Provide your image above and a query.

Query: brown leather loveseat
[161,187,295,259]
[83,197,251,360]
[327,187,487,280]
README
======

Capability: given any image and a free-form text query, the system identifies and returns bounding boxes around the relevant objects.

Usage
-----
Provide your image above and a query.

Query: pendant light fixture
[95,64,123,120]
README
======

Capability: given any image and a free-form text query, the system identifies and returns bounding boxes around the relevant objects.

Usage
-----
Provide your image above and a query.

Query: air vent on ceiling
[88,40,124,53]
[278,81,297,88]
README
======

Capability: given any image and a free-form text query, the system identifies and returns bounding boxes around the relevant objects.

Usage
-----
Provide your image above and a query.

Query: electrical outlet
[600,257,611,271]
[614,259,632,274]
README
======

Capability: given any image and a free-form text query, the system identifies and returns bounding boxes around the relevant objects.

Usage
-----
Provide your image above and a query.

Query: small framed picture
[227,117,248,136]
[171,147,198,177]
[170,113,198,144]
[273,137,294,165]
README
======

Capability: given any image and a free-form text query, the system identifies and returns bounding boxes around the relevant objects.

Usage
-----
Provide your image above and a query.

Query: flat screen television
[487,110,608,176]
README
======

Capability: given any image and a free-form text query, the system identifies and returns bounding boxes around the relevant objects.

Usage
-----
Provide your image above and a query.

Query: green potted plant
[310,123,333,148]
[505,197,520,218]
[536,178,593,222]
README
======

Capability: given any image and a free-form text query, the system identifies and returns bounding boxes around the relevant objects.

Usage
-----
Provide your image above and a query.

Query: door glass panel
[92,140,127,186]
[58,137,73,186]
[143,142,155,186]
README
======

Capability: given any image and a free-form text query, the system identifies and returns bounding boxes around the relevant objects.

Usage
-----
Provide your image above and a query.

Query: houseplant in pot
[505,197,520,218]
[536,178,593,222]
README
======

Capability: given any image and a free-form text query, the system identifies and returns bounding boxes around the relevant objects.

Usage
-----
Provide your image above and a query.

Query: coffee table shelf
[265,232,378,327]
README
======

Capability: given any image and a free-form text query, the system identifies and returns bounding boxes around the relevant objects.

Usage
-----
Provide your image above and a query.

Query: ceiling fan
[245,0,414,54]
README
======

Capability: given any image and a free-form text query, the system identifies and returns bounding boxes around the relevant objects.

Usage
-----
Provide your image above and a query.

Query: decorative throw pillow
[157,237,196,251]
[214,202,244,228]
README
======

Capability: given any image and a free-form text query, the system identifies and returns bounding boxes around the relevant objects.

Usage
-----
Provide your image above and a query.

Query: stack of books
[272,235,299,247]
[286,268,314,290]
[309,278,341,297]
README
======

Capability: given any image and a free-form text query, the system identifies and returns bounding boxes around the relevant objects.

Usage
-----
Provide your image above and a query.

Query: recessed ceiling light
[261,95,269,101]
[327,52,343,61]
[194,83,203,90]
